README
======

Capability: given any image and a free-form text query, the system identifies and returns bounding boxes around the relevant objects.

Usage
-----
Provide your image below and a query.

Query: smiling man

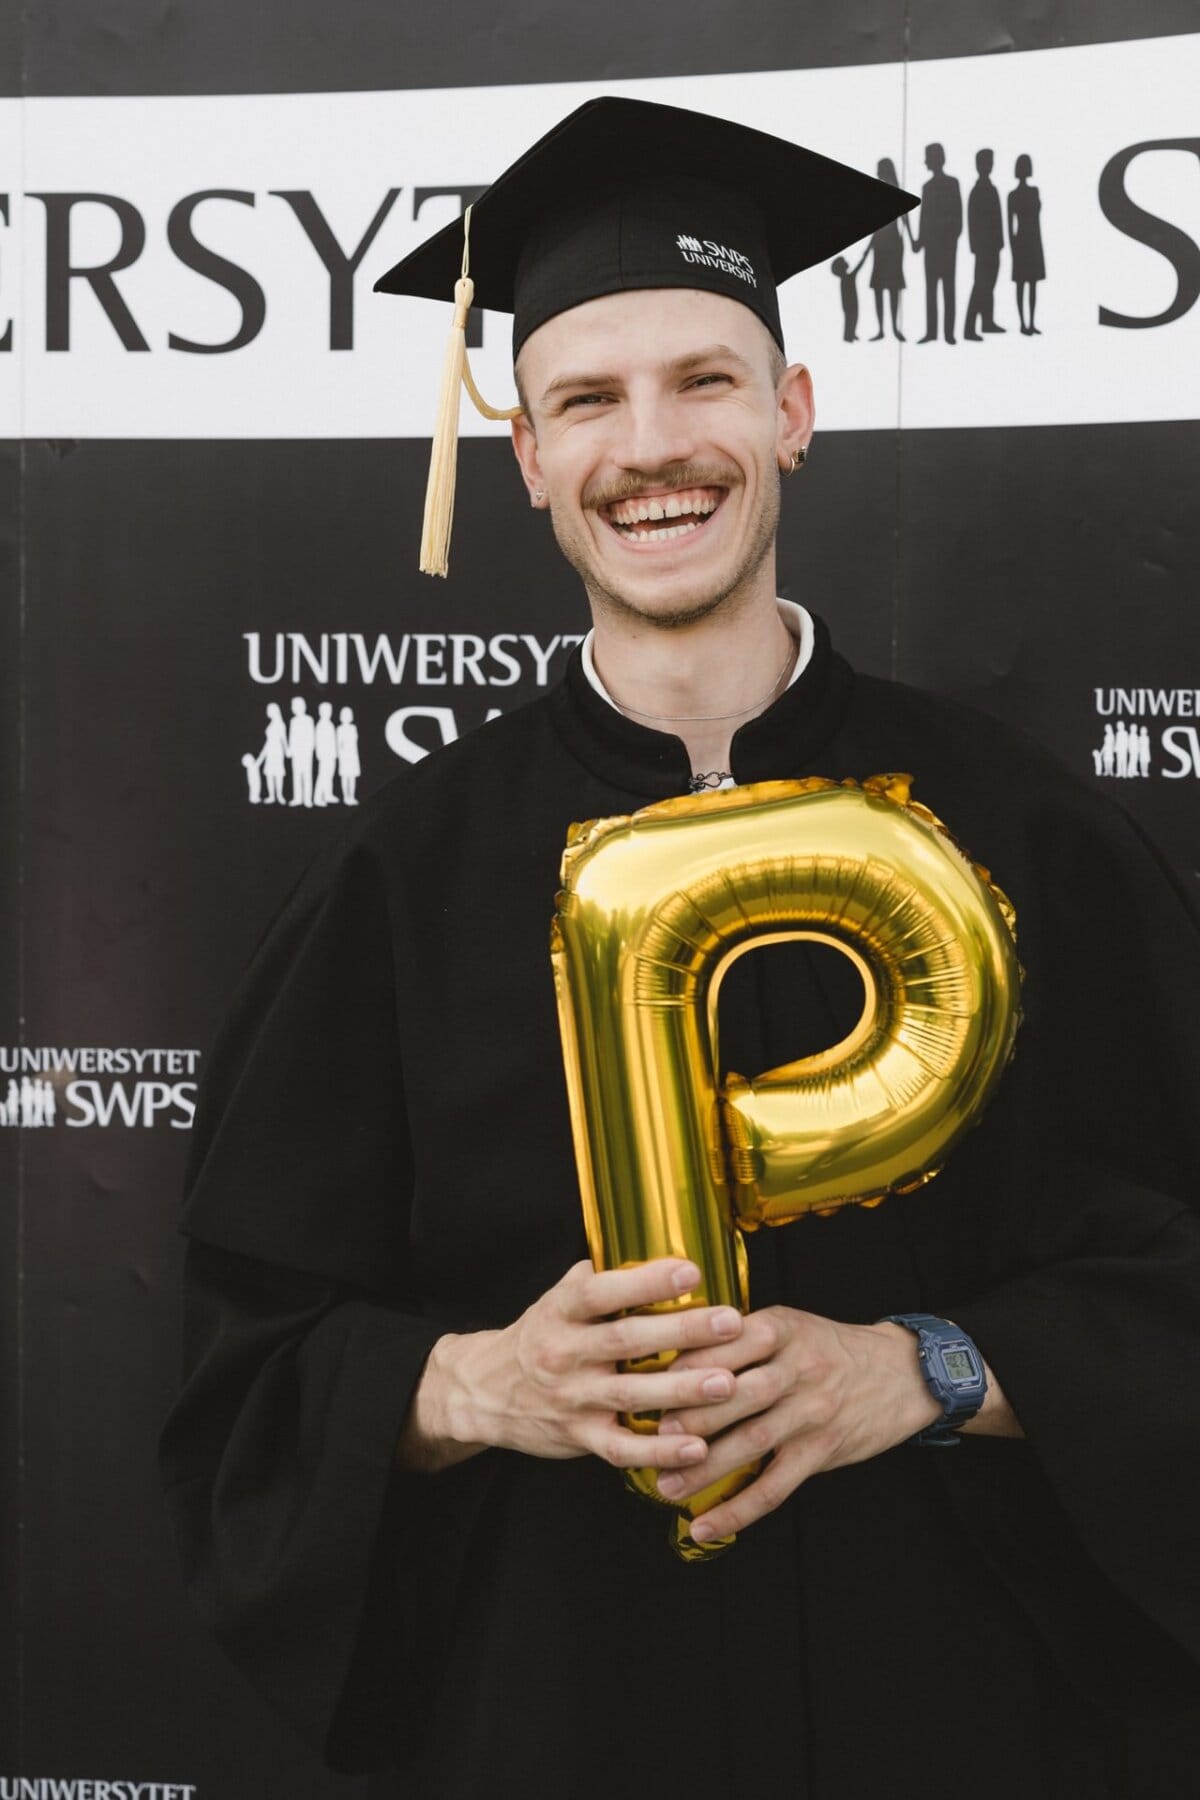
[161,97,1200,1799]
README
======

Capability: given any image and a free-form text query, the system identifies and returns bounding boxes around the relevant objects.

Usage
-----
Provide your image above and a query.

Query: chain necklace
[610,636,797,724]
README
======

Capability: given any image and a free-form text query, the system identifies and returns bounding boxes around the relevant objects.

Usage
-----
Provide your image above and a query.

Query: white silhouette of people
[314,702,339,808]
[1138,725,1151,778]
[255,702,288,805]
[1092,746,1104,777]
[242,753,263,804]
[3,1077,17,1124]
[337,705,361,806]
[1101,723,1115,776]
[1114,720,1129,778]
[288,697,316,807]
[41,1081,55,1126]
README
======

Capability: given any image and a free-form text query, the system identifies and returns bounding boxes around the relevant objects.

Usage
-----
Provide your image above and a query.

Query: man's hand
[396,1258,744,1475]
[652,1308,1020,1544]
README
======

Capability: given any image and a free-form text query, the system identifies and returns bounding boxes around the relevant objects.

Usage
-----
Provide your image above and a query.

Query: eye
[562,392,612,410]
[688,373,731,390]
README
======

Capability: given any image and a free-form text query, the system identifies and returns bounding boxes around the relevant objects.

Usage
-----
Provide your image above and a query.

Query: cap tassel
[419,206,523,578]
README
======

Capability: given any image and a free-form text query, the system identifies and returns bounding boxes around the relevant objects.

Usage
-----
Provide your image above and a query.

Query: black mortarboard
[373,95,917,575]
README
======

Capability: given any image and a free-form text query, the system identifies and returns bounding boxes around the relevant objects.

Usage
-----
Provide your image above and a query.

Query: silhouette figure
[288,697,316,807]
[964,149,1006,339]
[831,249,870,341]
[337,705,361,806]
[1101,723,1115,776]
[1138,725,1151,777]
[242,753,263,803]
[255,702,288,804]
[1008,154,1045,336]
[913,143,962,344]
[12,1074,54,1127]
[314,701,340,807]
[865,156,912,341]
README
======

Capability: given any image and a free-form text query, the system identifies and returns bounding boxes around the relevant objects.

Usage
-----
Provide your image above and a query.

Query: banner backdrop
[2,4,1199,1795]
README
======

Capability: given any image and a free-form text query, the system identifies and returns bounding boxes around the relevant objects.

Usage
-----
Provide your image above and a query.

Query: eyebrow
[539,343,754,405]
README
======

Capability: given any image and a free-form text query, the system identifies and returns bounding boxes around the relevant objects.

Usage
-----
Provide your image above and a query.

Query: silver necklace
[612,637,797,723]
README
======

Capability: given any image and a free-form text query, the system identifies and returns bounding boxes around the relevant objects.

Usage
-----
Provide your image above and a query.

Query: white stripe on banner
[0,34,1196,437]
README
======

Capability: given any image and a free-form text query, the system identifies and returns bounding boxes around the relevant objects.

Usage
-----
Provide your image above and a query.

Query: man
[160,99,1200,1797]
[287,693,315,807]
[964,147,1006,340]
[913,141,962,344]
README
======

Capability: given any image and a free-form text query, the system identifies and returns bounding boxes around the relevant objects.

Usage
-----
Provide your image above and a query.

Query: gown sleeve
[157,837,497,1772]
[919,787,1200,1699]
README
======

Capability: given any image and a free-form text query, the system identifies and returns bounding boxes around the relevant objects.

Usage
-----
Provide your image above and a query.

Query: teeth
[618,518,703,541]
[608,488,723,526]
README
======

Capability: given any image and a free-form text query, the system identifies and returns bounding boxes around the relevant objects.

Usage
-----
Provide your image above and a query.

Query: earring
[534,488,546,502]
[787,446,808,473]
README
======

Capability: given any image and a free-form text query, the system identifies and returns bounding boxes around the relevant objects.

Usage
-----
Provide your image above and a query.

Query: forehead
[517,287,768,378]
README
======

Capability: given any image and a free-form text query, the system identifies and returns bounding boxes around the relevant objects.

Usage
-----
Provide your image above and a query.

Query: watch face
[942,1348,977,1382]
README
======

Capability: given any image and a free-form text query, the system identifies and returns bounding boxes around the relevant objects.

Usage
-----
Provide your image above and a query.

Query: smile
[600,486,727,546]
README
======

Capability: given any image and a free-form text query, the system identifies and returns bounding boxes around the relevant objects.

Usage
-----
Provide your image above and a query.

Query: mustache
[586,464,740,510]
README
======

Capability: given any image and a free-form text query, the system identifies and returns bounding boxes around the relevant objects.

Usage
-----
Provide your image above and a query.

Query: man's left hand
[654,1308,957,1543]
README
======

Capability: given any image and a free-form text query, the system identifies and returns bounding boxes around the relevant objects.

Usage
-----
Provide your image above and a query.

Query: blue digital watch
[878,1313,987,1445]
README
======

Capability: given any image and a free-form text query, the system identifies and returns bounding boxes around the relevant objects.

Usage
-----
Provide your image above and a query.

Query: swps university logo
[674,233,757,287]
[1091,687,1200,780]
[0,1045,200,1130]
[239,627,583,804]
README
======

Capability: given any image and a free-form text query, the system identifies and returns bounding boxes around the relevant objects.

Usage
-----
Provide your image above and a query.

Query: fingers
[656,1410,783,1502]
[590,1423,713,1471]
[679,1445,815,1543]
[560,1257,710,1322]
[668,1306,788,1375]
[658,1359,786,1439]
[593,1302,744,1365]
[593,1363,737,1416]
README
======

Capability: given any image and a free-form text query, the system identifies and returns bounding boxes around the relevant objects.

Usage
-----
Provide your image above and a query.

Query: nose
[615,383,697,480]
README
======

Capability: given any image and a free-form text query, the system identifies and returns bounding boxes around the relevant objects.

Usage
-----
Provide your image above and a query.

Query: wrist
[875,1314,989,1443]
[870,1321,946,1439]
[437,1327,505,1453]
[397,1330,498,1473]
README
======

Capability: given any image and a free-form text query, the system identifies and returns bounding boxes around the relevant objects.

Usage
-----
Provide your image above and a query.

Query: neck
[587,563,796,774]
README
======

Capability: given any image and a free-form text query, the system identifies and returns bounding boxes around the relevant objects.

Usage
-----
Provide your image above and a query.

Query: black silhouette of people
[837,145,1047,346]
[964,149,1006,339]
[863,156,911,341]
[1009,153,1045,335]
[831,249,870,341]
[913,143,961,343]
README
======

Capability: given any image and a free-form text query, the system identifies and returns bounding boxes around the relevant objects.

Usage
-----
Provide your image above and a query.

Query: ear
[776,361,815,473]
[511,411,549,507]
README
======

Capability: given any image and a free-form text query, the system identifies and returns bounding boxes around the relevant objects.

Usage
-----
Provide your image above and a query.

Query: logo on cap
[675,234,757,288]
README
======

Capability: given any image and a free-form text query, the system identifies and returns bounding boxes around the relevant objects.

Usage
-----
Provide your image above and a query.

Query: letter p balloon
[549,774,1021,1561]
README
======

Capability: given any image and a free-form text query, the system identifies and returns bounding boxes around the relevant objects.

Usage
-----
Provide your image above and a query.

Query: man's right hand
[395,1258,744,1476]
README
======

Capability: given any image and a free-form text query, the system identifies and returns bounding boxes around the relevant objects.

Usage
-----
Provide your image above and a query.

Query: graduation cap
[373,95,917,576]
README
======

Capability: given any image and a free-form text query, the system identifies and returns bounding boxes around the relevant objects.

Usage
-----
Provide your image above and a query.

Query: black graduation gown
[159,618,1200,1798]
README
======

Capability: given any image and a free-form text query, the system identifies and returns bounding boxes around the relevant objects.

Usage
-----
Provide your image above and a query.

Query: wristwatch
[878,1313,987,1446]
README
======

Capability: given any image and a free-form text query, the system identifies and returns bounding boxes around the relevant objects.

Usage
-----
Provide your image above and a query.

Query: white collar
[581,597,815,712]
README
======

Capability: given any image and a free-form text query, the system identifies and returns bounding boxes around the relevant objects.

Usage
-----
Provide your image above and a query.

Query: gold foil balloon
[549,774,1021,1561]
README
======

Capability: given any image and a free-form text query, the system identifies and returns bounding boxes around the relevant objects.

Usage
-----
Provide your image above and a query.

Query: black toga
[159,617,1200,1796]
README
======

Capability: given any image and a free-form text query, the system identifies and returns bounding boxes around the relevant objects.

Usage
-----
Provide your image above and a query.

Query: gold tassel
[419,205,523,579]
